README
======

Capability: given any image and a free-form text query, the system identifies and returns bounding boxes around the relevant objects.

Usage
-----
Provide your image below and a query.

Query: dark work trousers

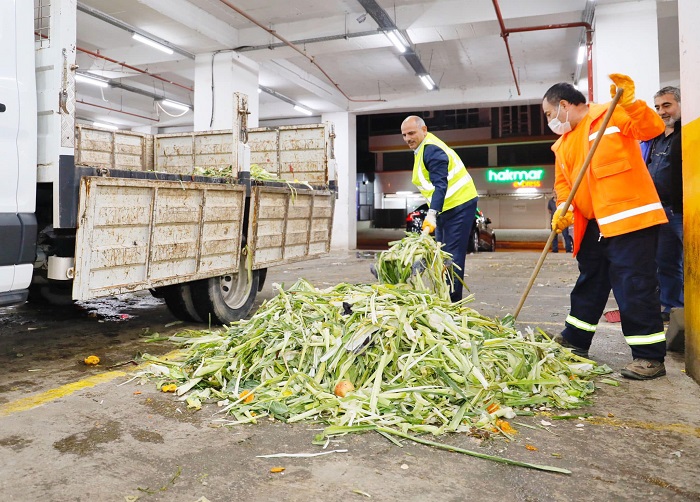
[656,206,684,313]
[436,197,478,302]
[562,220,666,361]
[551,225,573,253]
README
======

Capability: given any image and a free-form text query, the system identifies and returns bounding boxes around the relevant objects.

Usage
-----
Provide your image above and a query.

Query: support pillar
[322,112,356,251]
[193,51,259,131]
[679,0,700,383]
[592,0,659,103]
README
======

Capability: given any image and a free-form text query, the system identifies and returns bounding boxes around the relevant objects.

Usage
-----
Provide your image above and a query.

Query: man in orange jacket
[543,74,668,380]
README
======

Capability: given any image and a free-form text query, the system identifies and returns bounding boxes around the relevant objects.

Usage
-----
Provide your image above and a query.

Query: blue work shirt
[646,132,675,206]
[422,144,449,212]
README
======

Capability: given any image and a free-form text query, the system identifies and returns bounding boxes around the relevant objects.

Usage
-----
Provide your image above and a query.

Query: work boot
[621,359,666,380]
[553,334,589,358]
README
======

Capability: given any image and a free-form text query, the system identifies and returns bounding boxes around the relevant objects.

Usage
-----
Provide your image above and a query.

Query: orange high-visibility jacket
[552,99,667,254]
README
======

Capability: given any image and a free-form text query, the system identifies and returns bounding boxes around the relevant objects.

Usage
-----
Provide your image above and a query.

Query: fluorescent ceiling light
[160,99,190,112]
[386,30,407,53]
[293,104,313,116]
[93,122,119,130]
[419,74,436,90]
[132,33,174,55]
[257,87,262,94]
[577,45,586,65]
[75,73,109,88]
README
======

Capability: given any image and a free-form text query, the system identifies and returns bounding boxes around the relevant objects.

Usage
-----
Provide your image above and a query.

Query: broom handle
[513,88,624,320]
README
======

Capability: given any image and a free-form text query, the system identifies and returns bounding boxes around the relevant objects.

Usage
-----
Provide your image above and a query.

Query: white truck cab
[0,0,336,323]
[0,0,38,306]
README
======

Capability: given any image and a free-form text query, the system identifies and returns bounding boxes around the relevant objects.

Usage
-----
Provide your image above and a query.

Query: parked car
[405,203,496,252]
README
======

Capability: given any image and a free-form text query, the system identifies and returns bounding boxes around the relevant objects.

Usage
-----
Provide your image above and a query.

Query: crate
[248,185,334,269]
[248,124,331,185]
[153,130,237,177]
[73,177,246,300]
[74,125,153,171]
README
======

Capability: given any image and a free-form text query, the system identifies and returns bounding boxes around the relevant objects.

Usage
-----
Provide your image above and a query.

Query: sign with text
[486,167,545,188]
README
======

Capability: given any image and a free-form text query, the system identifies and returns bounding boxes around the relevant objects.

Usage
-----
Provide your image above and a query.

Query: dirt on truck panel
[0,251,698,502]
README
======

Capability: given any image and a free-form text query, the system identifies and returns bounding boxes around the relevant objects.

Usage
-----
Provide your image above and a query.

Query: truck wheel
[158,283,203,323]
[191,269,260,325]
[489,236,496,252]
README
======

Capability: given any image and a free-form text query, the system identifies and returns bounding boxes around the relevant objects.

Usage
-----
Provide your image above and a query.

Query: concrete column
[592,0,658,104]
[193,51,259,131]
[322,111,356,251]
[679,0,700,383]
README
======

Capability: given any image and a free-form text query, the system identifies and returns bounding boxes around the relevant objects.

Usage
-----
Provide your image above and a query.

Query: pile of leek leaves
[139,233,609,473]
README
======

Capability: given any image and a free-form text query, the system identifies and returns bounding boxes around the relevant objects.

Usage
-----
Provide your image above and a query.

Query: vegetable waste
[137,233,609,472]
[374,232,457,301]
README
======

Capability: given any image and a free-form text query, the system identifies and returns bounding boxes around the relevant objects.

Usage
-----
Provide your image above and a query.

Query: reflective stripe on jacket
[552,100,667,254]
[411,132,477,212]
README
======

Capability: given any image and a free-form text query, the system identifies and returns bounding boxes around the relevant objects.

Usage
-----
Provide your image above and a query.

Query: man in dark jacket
[547,195,572,253]
[401,115,478,302]
[641,87,683,321]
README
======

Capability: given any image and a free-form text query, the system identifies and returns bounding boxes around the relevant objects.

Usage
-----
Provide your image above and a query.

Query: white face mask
[548,104,572,135]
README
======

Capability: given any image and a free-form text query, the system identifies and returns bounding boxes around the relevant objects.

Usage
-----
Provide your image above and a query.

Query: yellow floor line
[0,349,183,418]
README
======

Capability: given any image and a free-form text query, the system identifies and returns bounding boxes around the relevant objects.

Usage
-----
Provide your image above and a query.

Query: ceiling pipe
[76,99,160,122]
[490,0,521,96]
[77,1,195,59]
[35,31,194,94]
[217,0,384,103]
[236,30,380,52]
[77,46,194,92]
[491,0,594,101]
[505,23,594,102]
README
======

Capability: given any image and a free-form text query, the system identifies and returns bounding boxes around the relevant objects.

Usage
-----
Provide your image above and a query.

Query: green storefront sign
[486,168,545,188]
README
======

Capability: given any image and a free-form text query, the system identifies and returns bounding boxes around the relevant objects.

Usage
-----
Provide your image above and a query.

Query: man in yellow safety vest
[401,115,479,302]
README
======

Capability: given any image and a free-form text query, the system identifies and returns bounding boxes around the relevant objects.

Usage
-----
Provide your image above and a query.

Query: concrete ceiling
[71,0,679,129]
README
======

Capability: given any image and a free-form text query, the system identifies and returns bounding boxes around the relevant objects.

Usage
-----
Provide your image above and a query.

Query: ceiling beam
[260,60,348,110]
[136,0,241,49]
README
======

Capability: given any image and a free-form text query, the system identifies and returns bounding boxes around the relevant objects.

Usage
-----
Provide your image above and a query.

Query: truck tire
[158,283,203,323]
[489,236,496,252]
[191,269,261,325]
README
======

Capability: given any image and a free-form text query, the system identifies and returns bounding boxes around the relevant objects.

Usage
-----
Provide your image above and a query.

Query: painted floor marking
[0,350,183,417]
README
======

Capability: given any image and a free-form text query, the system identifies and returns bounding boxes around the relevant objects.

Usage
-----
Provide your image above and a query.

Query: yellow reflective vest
[411,132,477,212]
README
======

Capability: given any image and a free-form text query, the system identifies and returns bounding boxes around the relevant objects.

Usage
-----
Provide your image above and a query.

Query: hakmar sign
[485,168,545,188]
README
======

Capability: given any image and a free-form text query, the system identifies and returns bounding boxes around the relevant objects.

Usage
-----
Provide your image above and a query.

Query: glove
[609,73,636,108]
[551,204,574,234]
[422,209,437,234]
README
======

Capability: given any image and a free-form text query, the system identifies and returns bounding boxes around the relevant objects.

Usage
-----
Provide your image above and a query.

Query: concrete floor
[1,250,699,501]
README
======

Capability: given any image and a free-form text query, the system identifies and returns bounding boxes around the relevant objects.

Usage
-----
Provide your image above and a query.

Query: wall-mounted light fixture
[132,33,174,55]
[76,73,110,88]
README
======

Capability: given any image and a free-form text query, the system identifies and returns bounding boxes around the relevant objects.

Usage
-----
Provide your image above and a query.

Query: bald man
[401,115,478,302]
